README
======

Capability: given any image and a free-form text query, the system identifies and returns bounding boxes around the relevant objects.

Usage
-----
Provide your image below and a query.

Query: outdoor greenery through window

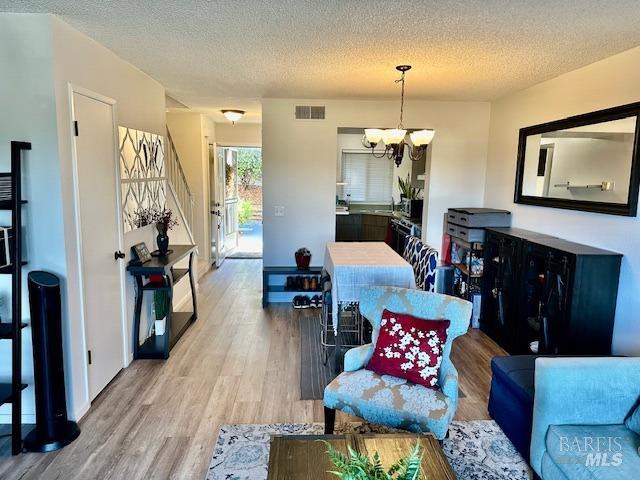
[236,147,262,225]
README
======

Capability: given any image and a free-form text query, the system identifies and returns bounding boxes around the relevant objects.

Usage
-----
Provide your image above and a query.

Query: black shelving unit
[0,141,30,455]
[481,228,622,355]
[127,245,198,360]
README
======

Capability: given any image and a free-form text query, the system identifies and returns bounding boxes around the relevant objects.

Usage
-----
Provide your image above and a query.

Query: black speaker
[24,271,80,453]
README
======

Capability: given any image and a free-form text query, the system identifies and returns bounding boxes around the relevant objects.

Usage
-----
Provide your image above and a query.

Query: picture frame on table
[130,242,152,266]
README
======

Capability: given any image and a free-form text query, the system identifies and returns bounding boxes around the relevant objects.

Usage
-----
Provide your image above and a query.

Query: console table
[127,245,197,359]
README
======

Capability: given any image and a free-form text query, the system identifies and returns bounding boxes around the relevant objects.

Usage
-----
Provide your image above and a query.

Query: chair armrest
[530,357,640,476]
[439,361,459,401]
[344,344,374,372]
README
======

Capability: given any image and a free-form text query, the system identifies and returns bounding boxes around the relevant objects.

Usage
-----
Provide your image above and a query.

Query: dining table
[323,242,416,372]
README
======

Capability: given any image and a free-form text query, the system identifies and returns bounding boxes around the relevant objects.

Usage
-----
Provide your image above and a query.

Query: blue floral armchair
[323,286,472,440]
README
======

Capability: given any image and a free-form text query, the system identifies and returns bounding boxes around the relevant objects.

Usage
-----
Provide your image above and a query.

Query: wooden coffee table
[267,433,455,479]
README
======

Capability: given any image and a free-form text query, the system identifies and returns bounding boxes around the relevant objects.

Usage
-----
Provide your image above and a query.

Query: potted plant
[398,174,422,201]
[153,289,169,336]
[322,440,423,480]
[398,175,423,219]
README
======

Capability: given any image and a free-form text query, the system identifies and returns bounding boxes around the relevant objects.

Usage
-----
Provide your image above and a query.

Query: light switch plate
[274,206,285,217]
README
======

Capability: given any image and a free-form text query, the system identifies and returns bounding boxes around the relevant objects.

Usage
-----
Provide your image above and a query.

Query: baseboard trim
[72,401,91,422]
[174,282,198,311]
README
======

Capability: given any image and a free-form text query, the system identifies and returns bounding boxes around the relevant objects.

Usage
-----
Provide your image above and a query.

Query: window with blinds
[340,151,393,203]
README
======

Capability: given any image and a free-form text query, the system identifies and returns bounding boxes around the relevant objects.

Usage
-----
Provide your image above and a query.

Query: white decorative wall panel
[119,126,166,231]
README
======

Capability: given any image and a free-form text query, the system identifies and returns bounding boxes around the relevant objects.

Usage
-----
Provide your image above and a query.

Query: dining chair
[402,235,438,292]
[323,286,472,440]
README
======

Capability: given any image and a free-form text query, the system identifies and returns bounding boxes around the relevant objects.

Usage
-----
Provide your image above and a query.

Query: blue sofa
[531,357,640,479]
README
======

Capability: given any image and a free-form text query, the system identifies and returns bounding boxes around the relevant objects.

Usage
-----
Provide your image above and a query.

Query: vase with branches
[132,207,179,256]
[153,208,178,256]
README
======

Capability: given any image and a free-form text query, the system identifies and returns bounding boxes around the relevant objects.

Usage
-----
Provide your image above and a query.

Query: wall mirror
[515,102,640,216]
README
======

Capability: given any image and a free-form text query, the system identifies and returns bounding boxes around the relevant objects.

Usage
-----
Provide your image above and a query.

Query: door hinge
[74,121,79,136]
[87,350,92,365]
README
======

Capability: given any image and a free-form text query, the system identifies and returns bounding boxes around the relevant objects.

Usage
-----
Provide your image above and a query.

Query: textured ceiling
[3,1,640,123]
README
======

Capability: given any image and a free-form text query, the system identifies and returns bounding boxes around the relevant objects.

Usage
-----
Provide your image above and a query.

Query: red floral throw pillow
[366,309,450,389]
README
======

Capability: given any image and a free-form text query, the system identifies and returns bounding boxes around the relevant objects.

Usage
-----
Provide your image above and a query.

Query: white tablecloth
[324,242,416,332]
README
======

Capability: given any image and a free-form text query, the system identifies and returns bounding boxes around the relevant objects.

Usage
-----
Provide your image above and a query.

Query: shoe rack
[262,266,323,307]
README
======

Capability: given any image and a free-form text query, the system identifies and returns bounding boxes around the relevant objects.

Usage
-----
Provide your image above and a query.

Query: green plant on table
[322,440,423,480]
[153,290,169,320]
[398,174,422,200]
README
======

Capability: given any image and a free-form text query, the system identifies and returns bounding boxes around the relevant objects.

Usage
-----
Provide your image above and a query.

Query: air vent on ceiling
[295,105,325,120]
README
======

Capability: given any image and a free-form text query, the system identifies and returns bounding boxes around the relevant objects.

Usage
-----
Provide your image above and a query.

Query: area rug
[299,314,334,400]
[206,421,531,480]
[299,315,362,400]
[227,252,263,259]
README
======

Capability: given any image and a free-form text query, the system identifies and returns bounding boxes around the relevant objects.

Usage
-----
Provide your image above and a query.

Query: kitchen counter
[335,208,422,243]
[335,208,421,225]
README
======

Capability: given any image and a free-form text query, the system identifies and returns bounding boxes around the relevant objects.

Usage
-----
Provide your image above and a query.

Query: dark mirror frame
[514,102,640,217]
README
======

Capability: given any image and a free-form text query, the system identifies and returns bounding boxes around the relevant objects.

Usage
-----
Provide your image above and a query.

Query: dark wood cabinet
[336,214,389,242]
[335,214,362,241]
[481,228,621,355]
[361,214,389,241]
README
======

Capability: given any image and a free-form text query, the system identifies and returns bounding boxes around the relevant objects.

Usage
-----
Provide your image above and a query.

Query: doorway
[210,145,262,263]
[70,86,127,401]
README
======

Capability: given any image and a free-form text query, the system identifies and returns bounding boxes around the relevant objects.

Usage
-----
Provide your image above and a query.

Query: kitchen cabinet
[361,214,389,241]
[335,214,362,241]
[335,213,389,242]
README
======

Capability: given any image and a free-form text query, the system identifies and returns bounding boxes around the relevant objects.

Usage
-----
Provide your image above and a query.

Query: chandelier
[362,65,435,167]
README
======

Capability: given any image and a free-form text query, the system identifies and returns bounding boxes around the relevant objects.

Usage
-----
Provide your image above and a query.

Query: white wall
[166,112,214,267]
[215,122,261,146]
[262,98,490,266]
[485,45,640,355]
[544,137,631,203]
[0,13,62,424]
[49,15,167,420]
[0,14,168,422]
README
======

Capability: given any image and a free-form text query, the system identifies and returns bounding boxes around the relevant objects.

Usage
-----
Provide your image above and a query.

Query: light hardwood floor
[0,259,506,479]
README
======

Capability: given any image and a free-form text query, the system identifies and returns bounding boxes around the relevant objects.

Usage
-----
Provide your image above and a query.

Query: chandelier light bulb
[409,129,435,147]
[382,129,407,145]
[364,128,385,145]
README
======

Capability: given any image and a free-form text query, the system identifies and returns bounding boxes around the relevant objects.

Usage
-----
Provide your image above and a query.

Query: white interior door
[223,148,239,251]
[71,88,126,401]
[210,144,226,267]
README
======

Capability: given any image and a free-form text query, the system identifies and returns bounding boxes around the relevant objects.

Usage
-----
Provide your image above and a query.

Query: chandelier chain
[395,71,406,129]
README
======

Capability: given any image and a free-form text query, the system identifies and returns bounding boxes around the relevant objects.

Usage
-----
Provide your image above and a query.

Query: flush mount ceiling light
[221,109,245,124]
[362,65,435,167]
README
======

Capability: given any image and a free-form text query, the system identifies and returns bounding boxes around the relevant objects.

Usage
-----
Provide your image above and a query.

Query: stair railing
[165,128,195,245]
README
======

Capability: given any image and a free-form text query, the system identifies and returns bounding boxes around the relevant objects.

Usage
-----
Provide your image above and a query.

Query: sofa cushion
[545,424,640,480]
[541,452,570,480]
[324,369,451,435]
[366,310,449,389]
[625,403,640,435]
